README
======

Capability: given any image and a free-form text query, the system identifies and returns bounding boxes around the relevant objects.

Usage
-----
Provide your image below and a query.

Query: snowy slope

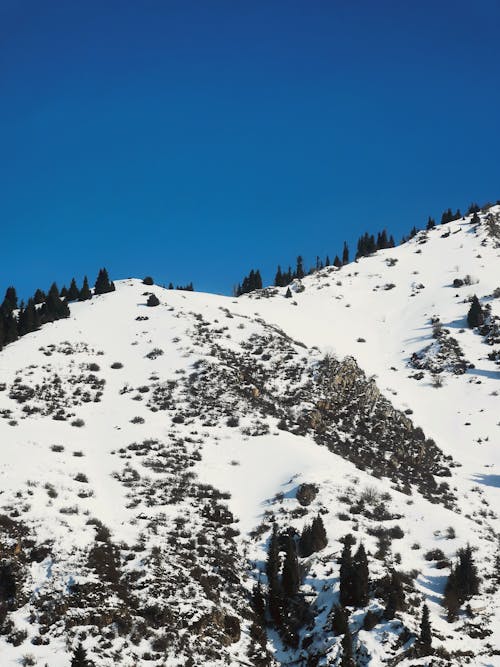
[0,207,500,666]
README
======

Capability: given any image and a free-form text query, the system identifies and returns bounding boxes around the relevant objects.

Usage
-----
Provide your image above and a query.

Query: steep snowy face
[236,207,500,502]
[0,207,500,667]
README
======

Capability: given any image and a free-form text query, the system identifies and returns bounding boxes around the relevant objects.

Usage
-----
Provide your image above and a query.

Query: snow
[1,208,500,665]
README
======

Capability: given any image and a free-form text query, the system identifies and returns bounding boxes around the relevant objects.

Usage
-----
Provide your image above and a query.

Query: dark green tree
[419,603,432,651]
[339,539,355,607]
[383,571,405,620]
[94,268,115,295]
[1,286,18,314]
[282,537,300,597]
[79,276,92,301]
[295,256,305,280]
[274,266,284,287]
[340,625,355,667]
[331,605,349,635]
[71,642,92,667]
[352,543,369,607]
[67,278,80,301]
[33,288,46,304]
[342,241,349,265]
[467,295,484,328]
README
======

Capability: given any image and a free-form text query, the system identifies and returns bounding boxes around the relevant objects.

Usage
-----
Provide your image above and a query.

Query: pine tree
[3,312,18,344]
[252,581,266,619]
[295,256,305,280]
[17,299,38,336]
[467,295,484,328]
[67,278,80,301]
[470,211,480,225]
[383,571,405,619]
[331,605,349,635]
[1,286,18,314]
[340,625,355,667]
[342,241,349,265]
[339,539,355,607]
[94,268,115,295]
[274,266,283,287]
[285,287,292,298]
[33,288,46,304]
[71,642,92,667]
[426,217,436,230]
[352,543,369,607]
[41,283,70,322]
[333,255,342,268]
[282,537,300,597]
[266,524,283,625]
[419,603,432,651]
[79,276,92,301]
[0,562,16,601]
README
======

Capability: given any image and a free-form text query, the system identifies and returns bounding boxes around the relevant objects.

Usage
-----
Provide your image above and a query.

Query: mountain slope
[0,207,500,666]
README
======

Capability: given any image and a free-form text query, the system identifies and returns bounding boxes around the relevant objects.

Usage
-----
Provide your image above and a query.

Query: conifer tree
[282,537,300,597]
[295,256,305,280]
[33,288,46,304]
[333,255,342,268]
[339,539,355,607]
[3,312,18,344]
[42,283,70,322]
[71,642,92,667]
[331,605,349,635]
[94,268,115,295]
[285,287,292,298]
[79,276,92,301]
[274,266,283,287]
[325,255,331,267]
[467,295,484,328]
[384,571,405,619]
[1,286,18,314]
[340,625,355,667]
[471,211,480,225]
[419,603,432,651]
[342,241,349,265]
[266,524,283,625]
[252,581,266,619]
[67,278,80,301]
[426,217,436,230]
[352,543,369,607]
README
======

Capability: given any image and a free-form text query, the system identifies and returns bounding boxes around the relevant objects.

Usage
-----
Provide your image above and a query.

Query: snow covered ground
[0,207,500,665]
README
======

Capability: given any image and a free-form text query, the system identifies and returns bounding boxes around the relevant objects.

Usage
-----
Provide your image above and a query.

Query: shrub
[111,362,123,369]
[74,473,89,483]
[424,548,445,561]
[71,418,85,428]
[147,294,160,307]
[51,444,64,453]
[142,276,154,285]
[130,416,145,424]
[87,363,100,372]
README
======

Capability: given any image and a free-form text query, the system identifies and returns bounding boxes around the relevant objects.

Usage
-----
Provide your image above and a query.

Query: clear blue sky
[1,0,499,298]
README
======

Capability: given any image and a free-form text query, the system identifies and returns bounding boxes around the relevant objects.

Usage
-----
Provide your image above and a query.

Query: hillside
[1,207,500,666]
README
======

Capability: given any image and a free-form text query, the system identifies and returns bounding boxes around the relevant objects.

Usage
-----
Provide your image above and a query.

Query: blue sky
[1,0,499,298]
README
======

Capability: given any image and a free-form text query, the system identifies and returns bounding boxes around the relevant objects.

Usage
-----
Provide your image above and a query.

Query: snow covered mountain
[1,206,500,666]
